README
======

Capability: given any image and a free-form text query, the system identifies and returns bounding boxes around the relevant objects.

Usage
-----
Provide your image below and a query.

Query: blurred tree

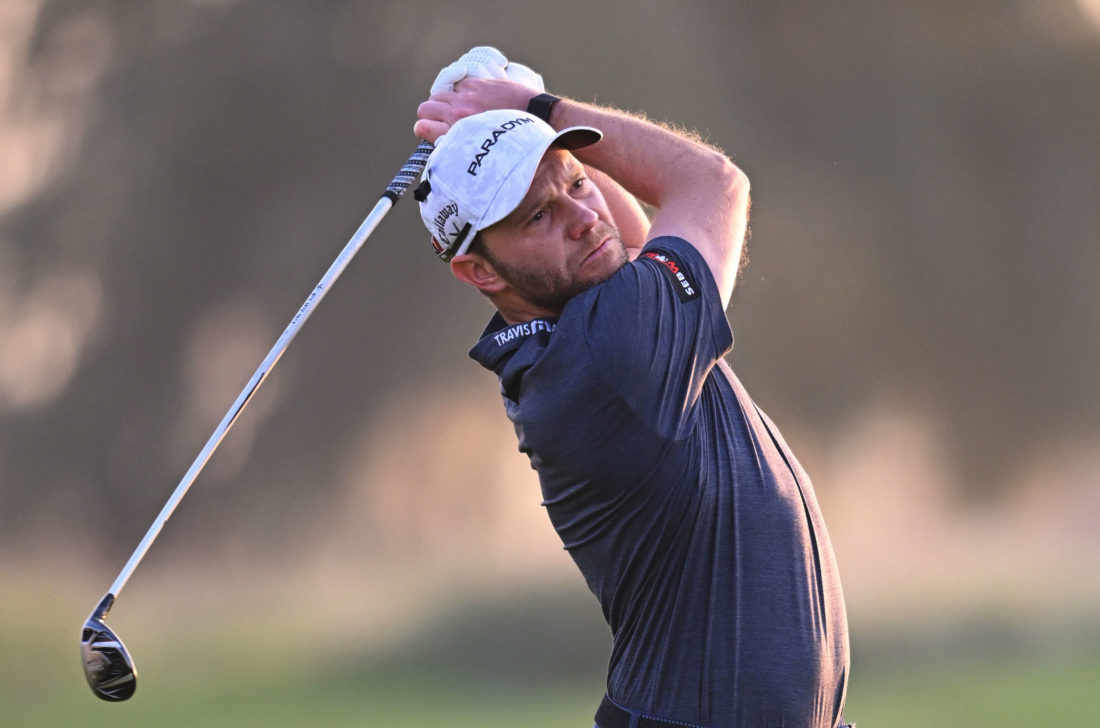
[1,0,1097,558]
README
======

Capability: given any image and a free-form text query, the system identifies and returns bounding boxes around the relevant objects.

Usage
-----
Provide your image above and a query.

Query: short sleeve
[580,236,733,439]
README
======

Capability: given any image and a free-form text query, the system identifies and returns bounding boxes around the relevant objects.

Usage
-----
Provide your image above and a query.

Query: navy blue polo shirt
[469,236,849,728]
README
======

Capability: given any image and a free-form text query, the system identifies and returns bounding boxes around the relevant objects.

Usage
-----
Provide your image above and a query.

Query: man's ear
[450,253,508,294]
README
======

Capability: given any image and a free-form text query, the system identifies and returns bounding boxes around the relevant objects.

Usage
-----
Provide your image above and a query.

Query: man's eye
[528,210,545,225]
[572,178,586,191]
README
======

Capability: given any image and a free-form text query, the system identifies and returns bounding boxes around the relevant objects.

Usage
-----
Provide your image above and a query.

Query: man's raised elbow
[693,151,749,209]
[717,156,750,207]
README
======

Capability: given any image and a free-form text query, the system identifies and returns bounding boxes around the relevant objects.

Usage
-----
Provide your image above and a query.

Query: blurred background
[2,0,1099,725]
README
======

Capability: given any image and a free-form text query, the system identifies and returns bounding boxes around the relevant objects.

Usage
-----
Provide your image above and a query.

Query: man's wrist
[526,93,560,124]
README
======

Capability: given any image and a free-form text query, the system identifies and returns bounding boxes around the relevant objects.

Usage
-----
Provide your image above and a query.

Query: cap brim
[553,126,603,151]
[470,125,603,245]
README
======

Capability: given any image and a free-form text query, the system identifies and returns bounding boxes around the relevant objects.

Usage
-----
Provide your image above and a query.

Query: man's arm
[551,98,749,307]
[584,164,650,259]
[415,78,749,307]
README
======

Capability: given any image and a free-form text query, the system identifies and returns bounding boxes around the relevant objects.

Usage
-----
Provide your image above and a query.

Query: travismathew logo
[642,249,699,302]
[467,116,535,176]
[492,319,556,347]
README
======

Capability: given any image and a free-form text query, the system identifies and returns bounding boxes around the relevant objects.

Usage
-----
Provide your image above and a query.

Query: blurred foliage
[2,10,1100,725]
[4,2,1100,723]
[3,0,1099,556]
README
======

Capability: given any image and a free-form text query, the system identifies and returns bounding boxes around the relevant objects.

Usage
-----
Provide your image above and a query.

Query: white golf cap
[415,109,602,261]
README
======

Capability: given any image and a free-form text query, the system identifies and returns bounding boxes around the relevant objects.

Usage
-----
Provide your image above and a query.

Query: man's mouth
[582,237,611,265]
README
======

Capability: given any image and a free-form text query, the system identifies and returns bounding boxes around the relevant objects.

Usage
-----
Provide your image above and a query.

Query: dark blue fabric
[470,236,850,728]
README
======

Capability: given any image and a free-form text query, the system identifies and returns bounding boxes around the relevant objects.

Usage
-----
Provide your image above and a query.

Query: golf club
[80,140,435,701]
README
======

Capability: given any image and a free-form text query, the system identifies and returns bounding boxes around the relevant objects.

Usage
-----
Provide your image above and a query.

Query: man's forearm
[546,96,749,306]
[585,165,650,258]
[546,99,724,208]
[413,77,750,305]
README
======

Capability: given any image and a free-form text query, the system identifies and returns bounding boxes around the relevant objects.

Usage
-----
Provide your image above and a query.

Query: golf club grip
[105,142,433,599]
[384,140,434,202]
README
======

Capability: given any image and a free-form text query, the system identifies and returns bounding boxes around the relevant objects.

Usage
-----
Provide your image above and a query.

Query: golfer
[413,48,853,728]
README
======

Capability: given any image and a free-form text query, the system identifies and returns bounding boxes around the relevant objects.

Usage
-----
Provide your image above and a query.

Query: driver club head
[80,593,137,701]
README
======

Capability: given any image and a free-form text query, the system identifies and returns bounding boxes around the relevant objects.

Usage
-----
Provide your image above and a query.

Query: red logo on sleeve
[642,250,699,302]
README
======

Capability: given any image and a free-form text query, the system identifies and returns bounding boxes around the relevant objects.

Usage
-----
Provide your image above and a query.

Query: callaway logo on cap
[415,109,601,261]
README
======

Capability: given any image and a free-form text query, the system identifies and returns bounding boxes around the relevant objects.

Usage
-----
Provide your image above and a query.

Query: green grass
[10,651,1100,727]
[10,666,602,727]
[8,578,1100,727]
[845,651,1100,727]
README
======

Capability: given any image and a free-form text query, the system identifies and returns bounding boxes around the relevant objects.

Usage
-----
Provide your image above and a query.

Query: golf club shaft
[107,140,434,598]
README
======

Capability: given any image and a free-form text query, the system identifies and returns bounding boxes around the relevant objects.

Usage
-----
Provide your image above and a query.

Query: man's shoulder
[634,237,707,303]
[559,235,720,341]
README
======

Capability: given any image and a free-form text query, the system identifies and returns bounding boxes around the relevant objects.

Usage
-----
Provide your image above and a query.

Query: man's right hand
[415,77,537,144]
[416,47,546,143]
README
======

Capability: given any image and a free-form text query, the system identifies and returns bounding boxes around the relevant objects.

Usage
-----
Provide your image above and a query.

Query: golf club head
[81,593,137,701]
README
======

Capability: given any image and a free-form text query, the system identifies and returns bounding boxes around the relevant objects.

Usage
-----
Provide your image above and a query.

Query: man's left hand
[416,47,548,143]
[414,77,539,144]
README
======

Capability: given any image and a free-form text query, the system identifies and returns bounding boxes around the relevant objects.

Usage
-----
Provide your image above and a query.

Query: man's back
[471,237,849,728]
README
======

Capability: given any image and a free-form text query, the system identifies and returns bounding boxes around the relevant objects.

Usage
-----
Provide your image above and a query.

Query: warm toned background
[2,1,1099,725]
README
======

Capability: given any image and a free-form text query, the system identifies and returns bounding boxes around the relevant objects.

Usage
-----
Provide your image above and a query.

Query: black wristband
[527,93,560,123]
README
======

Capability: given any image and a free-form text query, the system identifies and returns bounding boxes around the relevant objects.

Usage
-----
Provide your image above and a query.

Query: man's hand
[429,46,545,95]
[415,77,535,144]
[429,46,508,94]
[416,47,546,143]
[414,47,656,256]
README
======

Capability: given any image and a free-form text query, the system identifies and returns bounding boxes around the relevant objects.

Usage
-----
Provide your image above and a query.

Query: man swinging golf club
[413,48,853,728]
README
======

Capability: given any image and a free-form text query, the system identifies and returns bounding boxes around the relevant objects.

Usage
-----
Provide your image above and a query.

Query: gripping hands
[415,46,547,144]
[429,46,545,94]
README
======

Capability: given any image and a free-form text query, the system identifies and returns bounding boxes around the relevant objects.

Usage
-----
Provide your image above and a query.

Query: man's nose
[565,199,599,239]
